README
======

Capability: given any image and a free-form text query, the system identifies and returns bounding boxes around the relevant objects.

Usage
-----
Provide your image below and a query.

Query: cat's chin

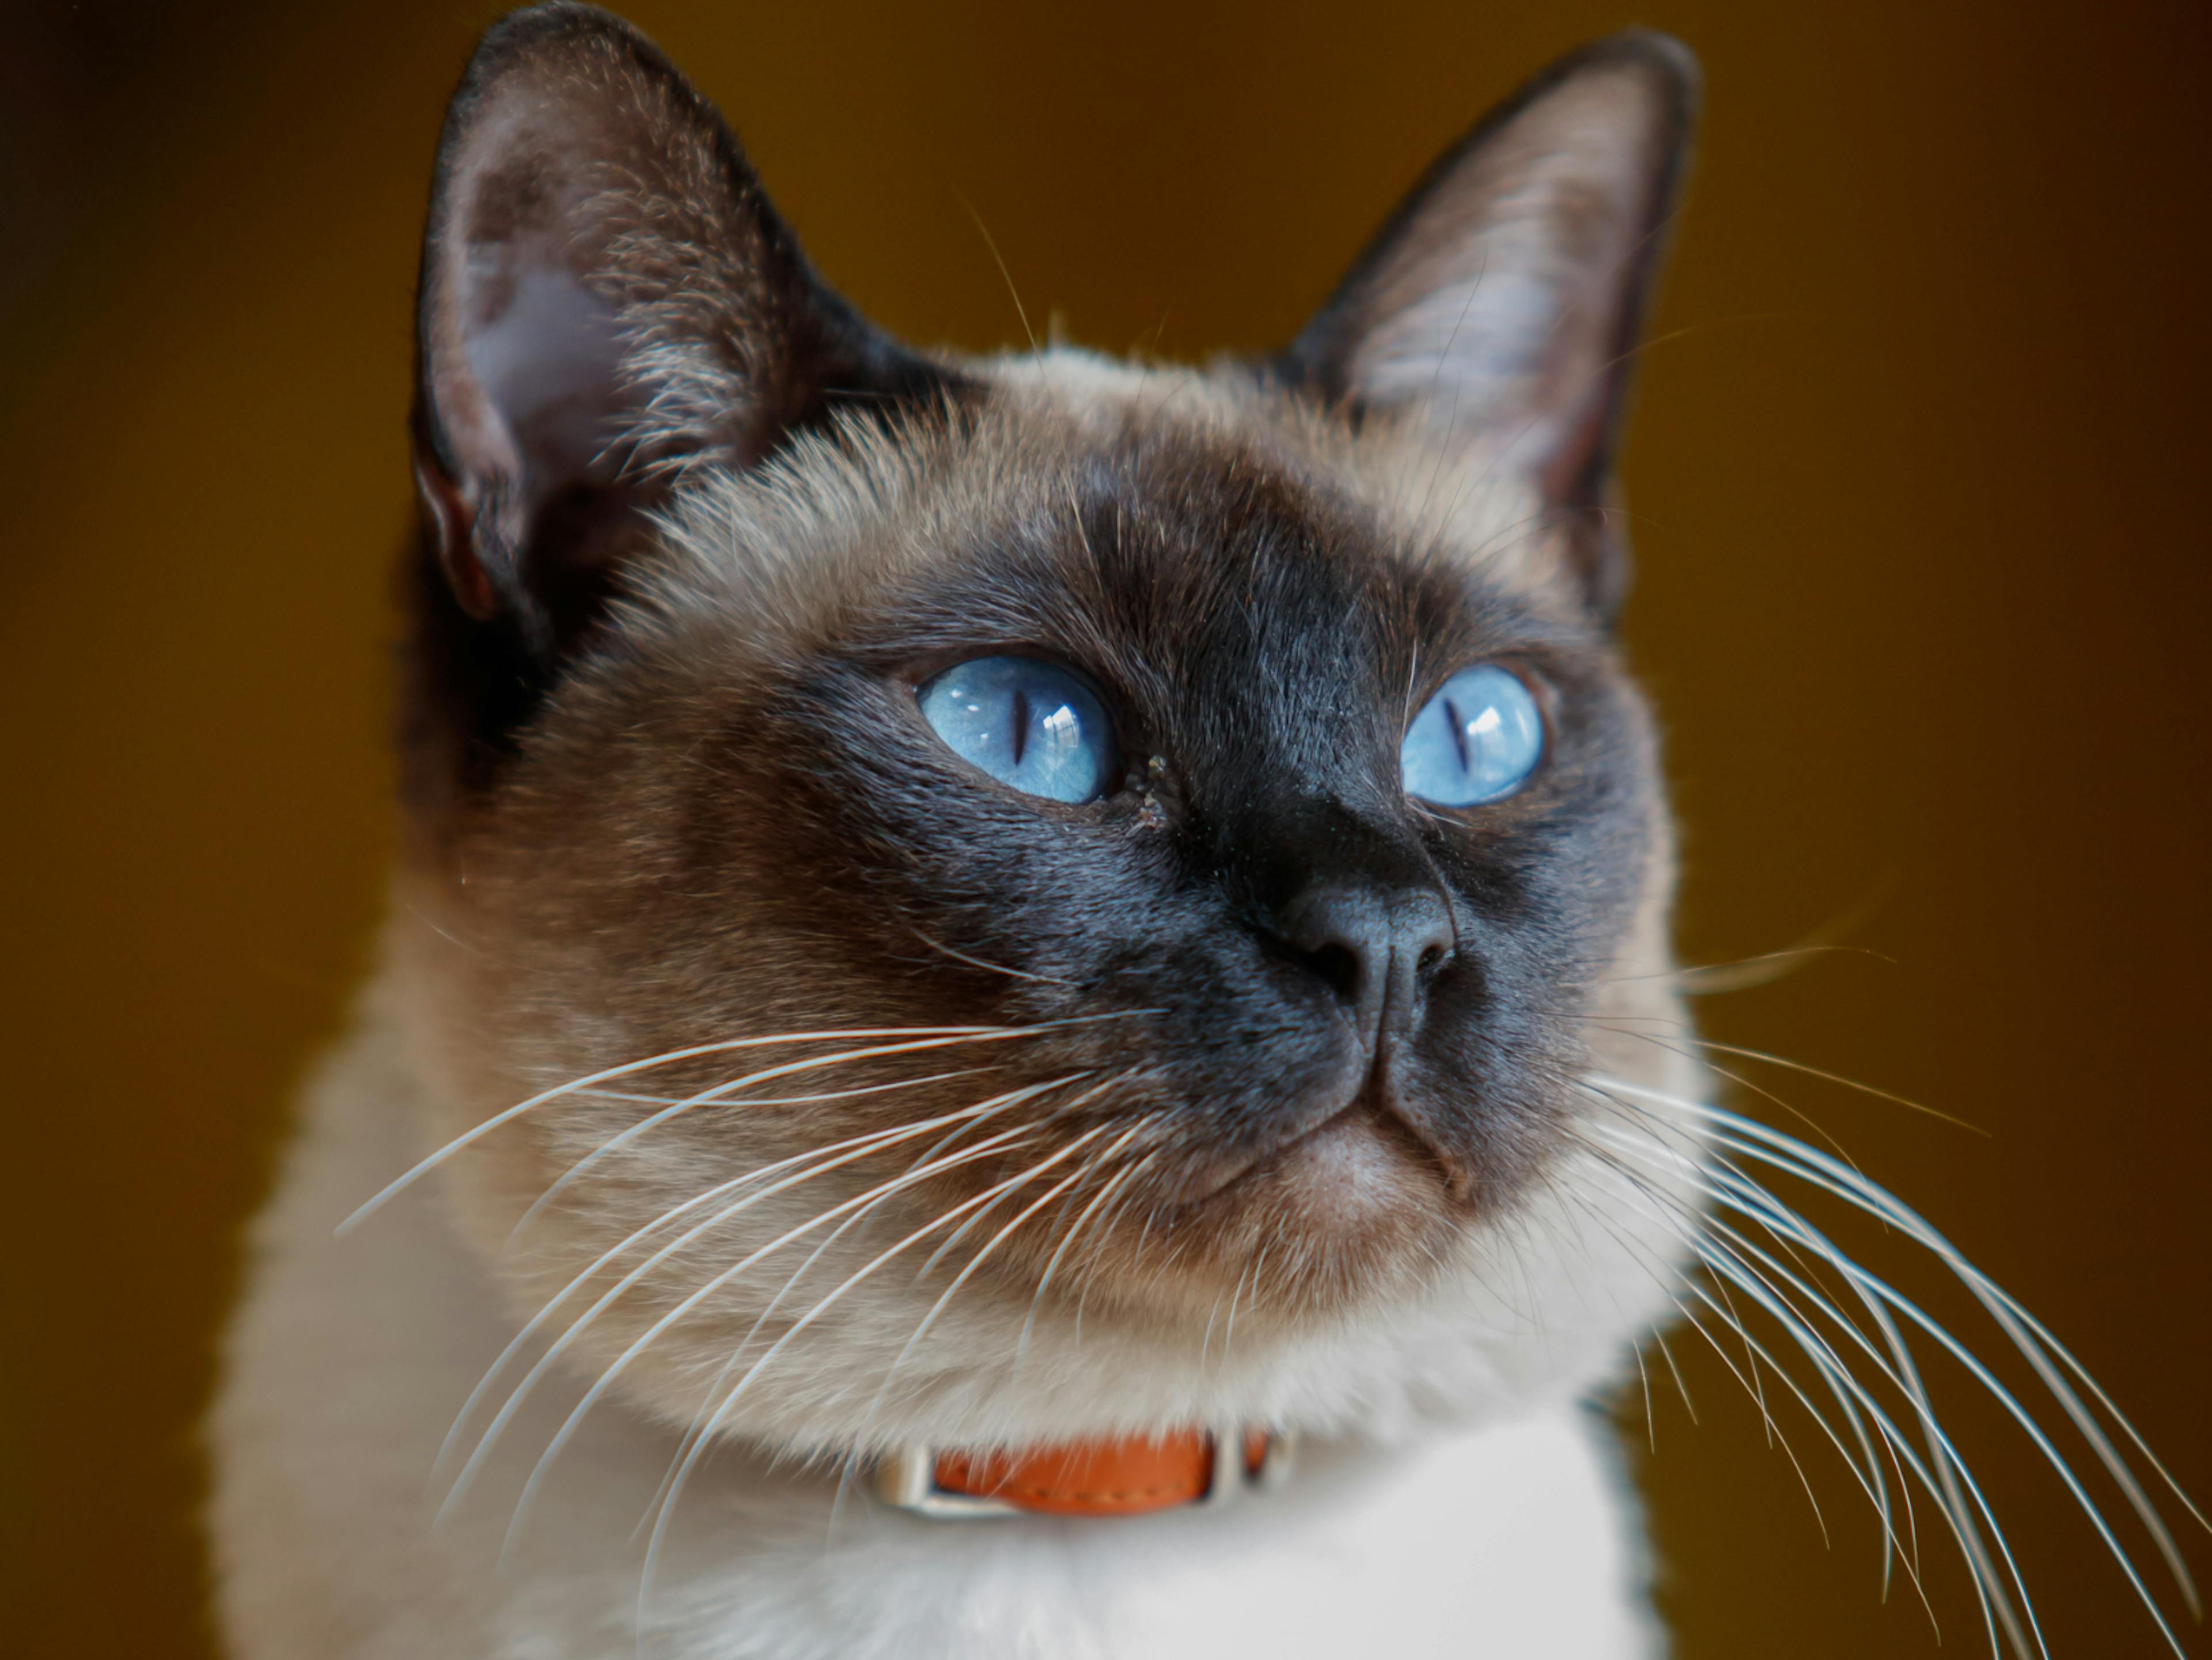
[1062,1106,1471,1327]
[1222,1105,1453,1227]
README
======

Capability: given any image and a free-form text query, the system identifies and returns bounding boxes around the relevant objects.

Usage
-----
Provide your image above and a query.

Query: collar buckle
[873,1425,1295,1521]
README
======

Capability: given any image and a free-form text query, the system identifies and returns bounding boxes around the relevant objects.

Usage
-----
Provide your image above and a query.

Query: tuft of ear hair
[411,1,944,659]
[1284,33,1700,619]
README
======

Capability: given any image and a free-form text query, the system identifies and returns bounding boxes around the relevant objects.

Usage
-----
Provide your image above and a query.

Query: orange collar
[874,1427,1291,1519]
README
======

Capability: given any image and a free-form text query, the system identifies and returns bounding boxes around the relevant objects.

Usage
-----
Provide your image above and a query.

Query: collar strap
[874,1427,1293,1519]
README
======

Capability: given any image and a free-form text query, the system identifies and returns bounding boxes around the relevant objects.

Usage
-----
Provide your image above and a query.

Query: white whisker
[635,1124,1125,1621]
[509,1033,1046,1244]
[339,1010,1157,1237]
[1601,1076,2207,1582]
[1574,1136,2022,1651]
[1012,1121,1158,1370]
[1584,1106,2061,1654]
[466,1079,1082,1541]
[1581,1072,2202,1655]
[1565,1151,1940,1629]
[339,1025,1005,1234]
[906,1073,1132,1283]
[565,1065,994,1110]
[644,1084,1131,1522]
[821,1101,1154,1533]
[430,1081,1059,1507]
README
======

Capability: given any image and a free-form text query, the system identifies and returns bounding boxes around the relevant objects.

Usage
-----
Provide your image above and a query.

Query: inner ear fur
[1283,32,1700,618]
[412,1,942,659]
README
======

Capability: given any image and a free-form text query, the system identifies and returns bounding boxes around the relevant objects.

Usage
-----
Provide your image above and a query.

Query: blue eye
[917,655,1119,805]
[1400,664,1544,807]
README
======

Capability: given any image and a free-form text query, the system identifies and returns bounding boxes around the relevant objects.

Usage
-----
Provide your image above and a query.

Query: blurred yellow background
[4,1,2207,1654]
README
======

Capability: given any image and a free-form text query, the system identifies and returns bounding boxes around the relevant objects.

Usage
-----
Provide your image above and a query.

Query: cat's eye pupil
[918,656,1118,806]
[1401,664,1544,807]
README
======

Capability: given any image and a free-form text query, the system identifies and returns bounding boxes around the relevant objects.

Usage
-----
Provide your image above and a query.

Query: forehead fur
[630,349,1588,663]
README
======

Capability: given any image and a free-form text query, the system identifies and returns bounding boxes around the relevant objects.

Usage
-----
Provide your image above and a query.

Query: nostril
[1302,940,1364,1003]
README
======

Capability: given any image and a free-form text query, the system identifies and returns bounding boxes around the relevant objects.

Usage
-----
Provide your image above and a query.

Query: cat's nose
[1272,880,1456,1043]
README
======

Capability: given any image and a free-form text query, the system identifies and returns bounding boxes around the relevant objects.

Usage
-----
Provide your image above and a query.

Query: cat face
[392,3,1706,1451]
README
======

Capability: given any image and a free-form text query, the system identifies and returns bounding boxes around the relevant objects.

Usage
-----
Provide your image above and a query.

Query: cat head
[393,1,1706,1454]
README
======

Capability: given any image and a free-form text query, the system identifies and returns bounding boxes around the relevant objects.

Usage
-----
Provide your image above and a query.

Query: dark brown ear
[412,2,941,657]
[1283,32,1699,618]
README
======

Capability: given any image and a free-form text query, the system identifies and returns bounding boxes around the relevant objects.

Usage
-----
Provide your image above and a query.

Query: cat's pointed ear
[412,2,938,655]
[1283,33,1699,618]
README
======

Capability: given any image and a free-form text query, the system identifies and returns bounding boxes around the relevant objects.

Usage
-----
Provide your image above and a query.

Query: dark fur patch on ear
[396,529,548,830]
[1281,32,1699,619]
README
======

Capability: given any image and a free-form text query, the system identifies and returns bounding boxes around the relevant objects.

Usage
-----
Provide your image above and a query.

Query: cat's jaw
[1217,1102,1453,1220]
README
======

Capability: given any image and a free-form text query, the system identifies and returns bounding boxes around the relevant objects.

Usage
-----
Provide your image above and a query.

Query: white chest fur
[209,1018,1663,1660]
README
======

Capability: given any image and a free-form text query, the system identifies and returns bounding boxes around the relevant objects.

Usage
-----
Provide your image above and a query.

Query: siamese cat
[209,6,2198,1656]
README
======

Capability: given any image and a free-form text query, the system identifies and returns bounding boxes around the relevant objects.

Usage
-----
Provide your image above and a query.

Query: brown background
[4,1,2208,1654]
